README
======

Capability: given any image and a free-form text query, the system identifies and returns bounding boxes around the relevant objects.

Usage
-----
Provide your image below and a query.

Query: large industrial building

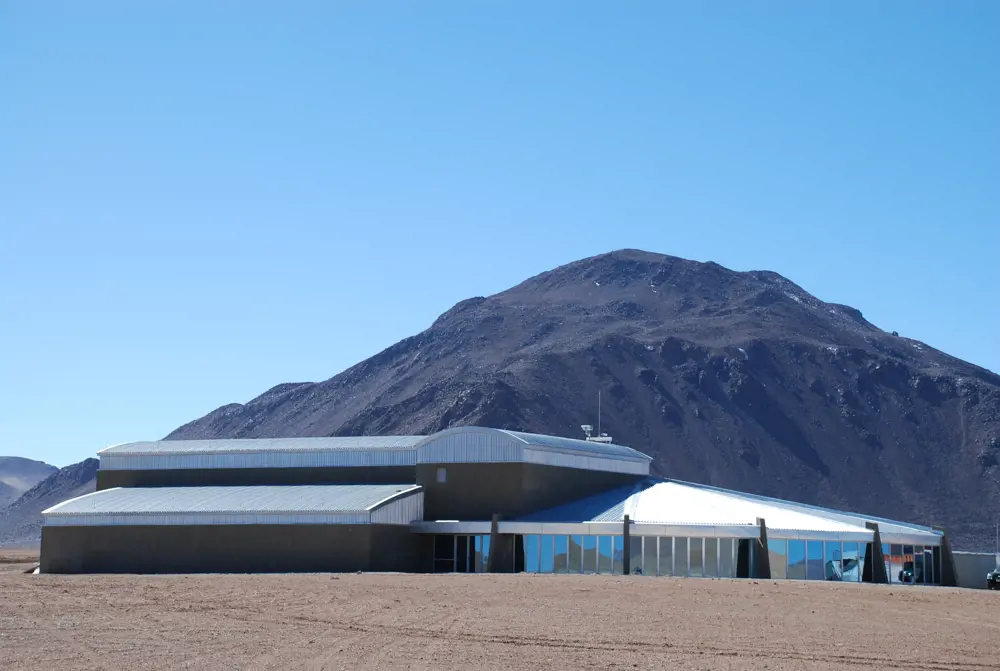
[40,427,955,584]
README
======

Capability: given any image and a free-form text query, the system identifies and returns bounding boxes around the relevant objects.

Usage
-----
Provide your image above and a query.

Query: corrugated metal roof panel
[501,430,651,462]
[415,427,651,475]
[100,436,424,455]
[42,484,423,526]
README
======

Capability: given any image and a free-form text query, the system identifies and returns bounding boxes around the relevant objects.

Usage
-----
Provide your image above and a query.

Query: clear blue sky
[1,2,997,467]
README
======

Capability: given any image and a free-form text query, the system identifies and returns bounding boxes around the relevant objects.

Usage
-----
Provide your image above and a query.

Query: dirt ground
[0,557,997,671]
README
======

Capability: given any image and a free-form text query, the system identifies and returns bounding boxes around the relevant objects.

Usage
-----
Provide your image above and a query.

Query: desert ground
[0,553,997,670]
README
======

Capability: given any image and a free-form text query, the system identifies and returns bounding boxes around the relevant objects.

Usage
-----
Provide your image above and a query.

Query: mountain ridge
[160,250,998,549]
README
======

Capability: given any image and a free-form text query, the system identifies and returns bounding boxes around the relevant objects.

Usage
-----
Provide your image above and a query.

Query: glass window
[901,545,914,584]
[481,535,491,573]
[924,547,935,585]
[768,539,787,579]
[675,537,689,576]
[806,541,824,580]
[932,546,941,584]
[613,536,624,574]
[881,543,890,582]
[598,536,613,573]
[629,536,643,575]
[644,537,658,576]
[658,537,673,576]
[719,538,735,578]
[823,541,841,581]
[689,538,703,577]
[890,544,903,584]
[787,540,806,580]
[554,535,569,573]
[540,535,554,573]
[913,545,925,584]
[841,542,860,582]
[582,536,597,574]
[454,535,467,573]
[704,538,718,578]
[523,535,539,573]
[569,535,583,573]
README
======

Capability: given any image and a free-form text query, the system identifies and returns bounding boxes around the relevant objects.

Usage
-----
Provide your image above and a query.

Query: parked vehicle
[987,566,1000,590]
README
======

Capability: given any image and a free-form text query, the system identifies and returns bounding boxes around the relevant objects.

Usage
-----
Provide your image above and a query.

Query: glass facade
[430,534,940,584]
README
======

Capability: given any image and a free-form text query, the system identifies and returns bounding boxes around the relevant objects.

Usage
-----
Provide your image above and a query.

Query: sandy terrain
[0,558,996,670]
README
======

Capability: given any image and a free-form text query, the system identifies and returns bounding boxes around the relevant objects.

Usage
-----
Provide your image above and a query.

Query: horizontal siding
[370,492,424,525]
[417,430,523,464]
[100,436,424,455]
[44,512,372,526]
[522,447,649,475]
[100,448,417,471]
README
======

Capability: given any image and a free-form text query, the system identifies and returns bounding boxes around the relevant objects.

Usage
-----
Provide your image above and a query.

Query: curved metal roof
[517,478,942,545]
[99,436,424,456]
[414,427,651,475]
[42,484,424,526]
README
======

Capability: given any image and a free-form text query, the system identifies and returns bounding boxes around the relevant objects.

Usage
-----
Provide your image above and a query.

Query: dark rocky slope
[0,459,98,548]
[169,250,1000,549]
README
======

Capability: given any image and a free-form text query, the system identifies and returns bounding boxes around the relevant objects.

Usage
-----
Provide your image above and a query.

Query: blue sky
[1,2,997,466]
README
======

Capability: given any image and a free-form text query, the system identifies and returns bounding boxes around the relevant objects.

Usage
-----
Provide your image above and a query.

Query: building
[40,427,954,584]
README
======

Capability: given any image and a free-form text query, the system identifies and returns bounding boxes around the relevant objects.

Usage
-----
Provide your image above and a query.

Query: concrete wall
[40,524,424,574]
[416,462,643,521]
[952,552,1000,589]
[96,466,414,490]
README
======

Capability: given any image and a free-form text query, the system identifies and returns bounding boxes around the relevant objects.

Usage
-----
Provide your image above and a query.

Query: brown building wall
[416,462,645,521]
[40,524,424,574]
[96,466,415,490]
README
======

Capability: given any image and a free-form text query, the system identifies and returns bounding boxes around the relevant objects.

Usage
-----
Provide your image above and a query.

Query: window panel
[629,536,643,575]
[704,538,718,578]
[807,541,824,580]
[540,535,554,573]
[768,538,787,580]
[643,537,658,576]
[842,542,860,582]
[583,536,597,574]
[658,537,673,576]
[569,535,584,573]
[554,535,569,574]
[613,536,624,574]
[523,535,539,573]
[787,540,806,580]
[598,536,613,573]
[719,538,735,578]
[675,537,689,576]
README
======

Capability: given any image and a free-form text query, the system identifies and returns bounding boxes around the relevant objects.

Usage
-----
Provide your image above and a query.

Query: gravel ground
[0,559,997,670]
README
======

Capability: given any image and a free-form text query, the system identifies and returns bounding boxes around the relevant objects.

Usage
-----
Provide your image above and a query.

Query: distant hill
[0,457,58,509]
[169,249,1000,549]
[0,459,98,548]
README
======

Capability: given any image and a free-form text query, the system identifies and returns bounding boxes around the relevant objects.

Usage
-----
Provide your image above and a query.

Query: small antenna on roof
[582,390,613,443]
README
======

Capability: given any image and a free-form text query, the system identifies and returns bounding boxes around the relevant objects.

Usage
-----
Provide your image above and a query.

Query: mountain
[168,250,1000,549]
[0,459,98,548]
[0,457,58,509]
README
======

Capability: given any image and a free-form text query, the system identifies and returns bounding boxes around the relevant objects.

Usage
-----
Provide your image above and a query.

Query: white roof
[509,479,942,545]
[42,484,423,527]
